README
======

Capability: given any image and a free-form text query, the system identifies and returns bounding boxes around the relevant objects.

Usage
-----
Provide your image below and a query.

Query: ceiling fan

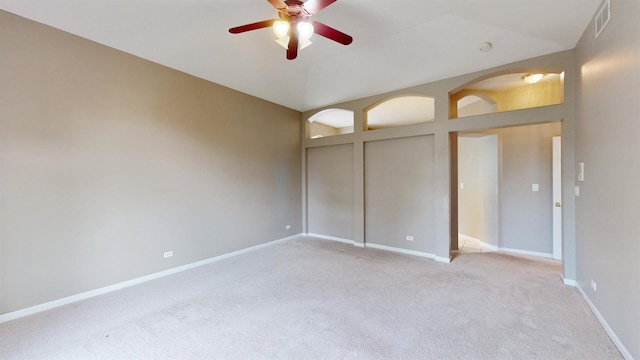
[229,0,353,60]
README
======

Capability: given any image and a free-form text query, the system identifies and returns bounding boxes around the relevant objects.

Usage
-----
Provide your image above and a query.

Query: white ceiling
[0,0,601,112]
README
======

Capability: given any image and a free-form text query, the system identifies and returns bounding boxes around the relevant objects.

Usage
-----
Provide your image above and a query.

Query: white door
[552,136,562,260]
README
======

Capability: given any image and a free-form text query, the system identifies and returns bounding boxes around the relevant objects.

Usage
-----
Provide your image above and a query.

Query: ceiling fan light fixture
[297,21,314,40]
[273,20,290,37]
[299,37,312,50]
[229,0,351,60]
[275,35,290,49]
[522,73,546,84]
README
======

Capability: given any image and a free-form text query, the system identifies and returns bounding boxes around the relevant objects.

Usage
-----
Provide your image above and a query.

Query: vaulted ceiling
[0,0,601,111]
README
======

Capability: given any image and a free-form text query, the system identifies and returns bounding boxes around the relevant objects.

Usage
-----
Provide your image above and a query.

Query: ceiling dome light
[297,22,314,40]
[522,73,546,84]
[273,20,290,37]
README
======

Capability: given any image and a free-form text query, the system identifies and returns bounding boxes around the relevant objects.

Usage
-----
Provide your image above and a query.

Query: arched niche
[307,108,354,139]
[449,71,565,119]
[365,95,435,130]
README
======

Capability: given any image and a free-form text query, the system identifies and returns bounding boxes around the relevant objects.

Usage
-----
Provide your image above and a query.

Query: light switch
[578,162,585,182]
[460,182,464,189]
[575,186,580,196]
[532,184,539,192]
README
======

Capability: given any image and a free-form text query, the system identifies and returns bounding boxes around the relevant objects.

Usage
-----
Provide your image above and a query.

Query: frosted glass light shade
[297,22,314,40]
[273,21,290,37]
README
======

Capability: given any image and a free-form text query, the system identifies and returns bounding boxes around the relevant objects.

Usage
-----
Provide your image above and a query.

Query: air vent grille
[595,0,611,38]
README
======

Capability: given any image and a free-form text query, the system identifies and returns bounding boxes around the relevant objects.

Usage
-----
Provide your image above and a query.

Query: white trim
[0,234,301,324]
[561,275,577,286]
[481,242,499,251]
[365,242,436,259]
[498,247,554,259]
[435,256,452,264]
[458,233,498,251]
[353,242,365,248]
[304,233,355,245]
[576,284,634,360]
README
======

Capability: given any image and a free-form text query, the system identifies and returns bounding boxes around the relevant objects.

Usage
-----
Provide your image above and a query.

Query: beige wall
[306,144,354,239]
[308,121,339,138]
[0,11,302,315]
[302,50,576,264]
[496,123,561,254]
[365,136,435,252]
[458,98,496,118]
[575,0,640,358]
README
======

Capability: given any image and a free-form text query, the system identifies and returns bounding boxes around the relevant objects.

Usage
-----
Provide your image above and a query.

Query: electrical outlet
[532,184,539,192]
[163,251,173,258]
[591,279,597,291]
[406,236,414,241]
[285,225,291,230]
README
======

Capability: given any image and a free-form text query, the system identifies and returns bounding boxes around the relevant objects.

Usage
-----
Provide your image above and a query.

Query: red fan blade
[302,0,337,15]
[287,35,299,60]
[311,21,352,45]
[229,19,275,34]
[267,0,286,9]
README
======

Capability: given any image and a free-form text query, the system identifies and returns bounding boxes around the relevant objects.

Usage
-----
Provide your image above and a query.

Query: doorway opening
[457,133,499,253]
[451,123,562,259]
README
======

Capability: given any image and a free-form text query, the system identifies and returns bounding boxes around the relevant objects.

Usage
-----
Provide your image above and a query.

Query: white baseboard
[561,275,577,286]
[306,235,446,262]
[365,242,436,260]
[498,247,554,259]
[304,233,355,245]
[458,234,554,259]
[576,284,634,360]
[435,256,452,263]
[482,243,499,251]
[458,233,498,251]
[0,234,302,324]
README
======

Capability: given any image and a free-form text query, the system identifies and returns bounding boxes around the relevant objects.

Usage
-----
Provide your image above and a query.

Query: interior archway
[365,95,435,130]
[450,71,565,119]
[307,108,354,139]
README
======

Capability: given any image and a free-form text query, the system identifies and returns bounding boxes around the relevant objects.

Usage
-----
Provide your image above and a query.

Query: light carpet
[0,236,622,359]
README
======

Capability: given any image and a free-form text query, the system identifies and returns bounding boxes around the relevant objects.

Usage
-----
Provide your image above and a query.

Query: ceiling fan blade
[302,0,337,14]
[287,35,299,60]
[229,19,275,34]
[267,0,287,9]
[311,21,352,45]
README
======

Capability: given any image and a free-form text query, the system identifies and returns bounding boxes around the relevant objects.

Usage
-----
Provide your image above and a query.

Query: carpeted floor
[0,236,622,359]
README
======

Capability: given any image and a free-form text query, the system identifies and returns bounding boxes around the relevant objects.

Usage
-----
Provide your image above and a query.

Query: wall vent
[595,0,611,38]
